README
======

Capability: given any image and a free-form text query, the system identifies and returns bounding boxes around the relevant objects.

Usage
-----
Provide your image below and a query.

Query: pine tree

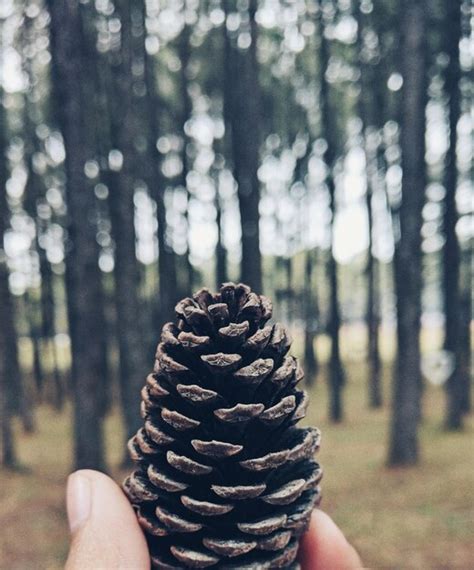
[0,86,18,467]
[355,0,382,408]
[316,0,345,422]
[388,0,427,466]
[442,0,464,430]
[107,0,149,447]
[47,0,107,470]
[223,0,263,292]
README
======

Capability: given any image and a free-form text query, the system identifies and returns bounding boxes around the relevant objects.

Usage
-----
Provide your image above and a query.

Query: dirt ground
[1,363,473,569]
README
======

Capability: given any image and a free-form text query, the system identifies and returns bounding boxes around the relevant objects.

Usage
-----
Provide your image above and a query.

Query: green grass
[0,362,473,569]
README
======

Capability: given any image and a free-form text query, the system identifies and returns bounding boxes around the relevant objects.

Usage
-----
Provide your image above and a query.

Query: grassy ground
[0,362,473,570]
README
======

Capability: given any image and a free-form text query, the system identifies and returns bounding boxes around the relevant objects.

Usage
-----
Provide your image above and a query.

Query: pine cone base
[124,283,322,569]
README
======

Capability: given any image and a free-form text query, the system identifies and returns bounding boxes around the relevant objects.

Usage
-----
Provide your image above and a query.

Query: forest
[0,0,472,568]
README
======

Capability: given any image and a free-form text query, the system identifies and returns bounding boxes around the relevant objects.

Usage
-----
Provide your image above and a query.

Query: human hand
[66,470,361,569]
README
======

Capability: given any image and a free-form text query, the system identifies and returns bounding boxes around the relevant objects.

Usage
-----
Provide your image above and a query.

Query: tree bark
[141,7,178,326]
[108,0,148,444]
[284,256,293,318]
[0,349,17,468]
[47,0,106,470]
[303,249,318,386]
[0,91,18,467]
[21,19,64,406]
[365,190,382,407]
[317,4,345,422]
[178,14,195,293]
[355,0,382,408]
[81,4,118,418]
[41,263,64,410]
[442,0,464,430]
[223,0,262,292]
[214,179,228,288]
[459,284,471,414]
[388,0,427,466]
[25,293,44,393]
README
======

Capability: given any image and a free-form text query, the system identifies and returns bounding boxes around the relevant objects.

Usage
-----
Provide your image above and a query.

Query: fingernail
[67,472,92,534]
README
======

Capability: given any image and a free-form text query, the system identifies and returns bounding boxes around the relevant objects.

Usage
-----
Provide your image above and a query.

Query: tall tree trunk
[23,7,64,409]
[317,4,345,422]
[355,0,382,408]
[0,291,18,468]
[80,2,116,417]
[372,78,388,407]
[214,179,227,287]
[139,4,177,327]
[365,189,382,407]
[0,348,17,468]
[21,69,63,405]
[459,282,471,414]
[223,0,262,292]
[108,0,148,444]
[388,0,427,466]
[326,232,344,422]
[178,15,195,293]
[284,255,293,319]
[303,249,318,386]
[0,86,18,467]
[25,293,44,393]
[1,76,35,436]
[442,0,464,430]
[47,0,106,470]
[41,264,64,410]
[4,297,36,433]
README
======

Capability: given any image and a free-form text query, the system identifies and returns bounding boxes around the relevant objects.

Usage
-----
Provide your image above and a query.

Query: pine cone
[124,283,322,569]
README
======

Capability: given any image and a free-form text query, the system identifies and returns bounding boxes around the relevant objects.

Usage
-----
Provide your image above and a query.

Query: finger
[65,469,150,570]
[298,510,362,570]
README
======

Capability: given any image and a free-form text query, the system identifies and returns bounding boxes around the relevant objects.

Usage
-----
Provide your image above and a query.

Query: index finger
[298,510,362,570]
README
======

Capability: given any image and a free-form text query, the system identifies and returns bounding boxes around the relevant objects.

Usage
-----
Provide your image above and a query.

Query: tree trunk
[373,82,388,409]
[326,236,344,422]
[317,5,345,422]
[81,2,117,417]
[141,7,177,327]
[0,240,17,464]
[0,360,17,468]
[27,294,44,393]
[0,83,18,466]
[459,284,471,414]
[223,0,262,292]
[284,256,293,319]
[47,0,106,470]
[108,0,148,444]
[214,179,228,288]
[303,249,318,386]
[388,0,427,466]
[178,15,195,293]
[355,0,382,408]
[23,179,45,397]
[21,16,42,398]
[41,265,64,410]
[365,188,382,408]
[442,0,464,430]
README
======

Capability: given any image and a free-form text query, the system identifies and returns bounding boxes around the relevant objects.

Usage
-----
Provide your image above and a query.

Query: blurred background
[0,0,473,568]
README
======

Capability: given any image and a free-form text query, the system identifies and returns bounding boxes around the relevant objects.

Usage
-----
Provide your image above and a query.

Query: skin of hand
[66,470,361,570]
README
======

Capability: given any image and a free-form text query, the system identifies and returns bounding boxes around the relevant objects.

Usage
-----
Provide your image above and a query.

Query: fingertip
[69,468,110,483]
[67,471,92,534]
[66,469,150,569]
[298,510,361,570]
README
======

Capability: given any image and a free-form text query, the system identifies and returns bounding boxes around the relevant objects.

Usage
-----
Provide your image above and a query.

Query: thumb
[65,469,150,570]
